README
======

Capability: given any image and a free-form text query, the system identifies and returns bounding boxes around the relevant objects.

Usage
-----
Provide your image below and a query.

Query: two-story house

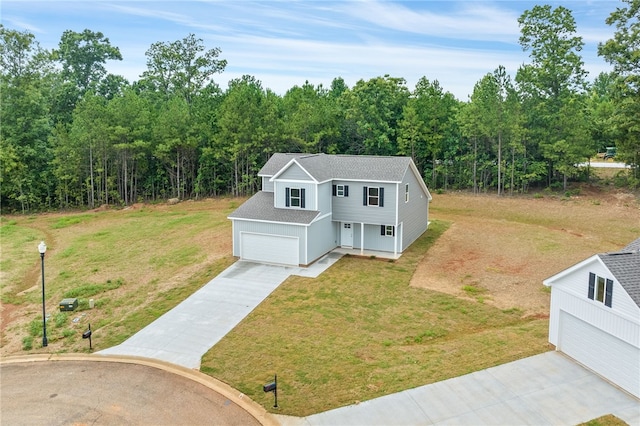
[228,153,432,266]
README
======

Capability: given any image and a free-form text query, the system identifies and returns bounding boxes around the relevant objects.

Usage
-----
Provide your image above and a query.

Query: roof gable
[259,153,430,198]
[545,238,640,308]
[271,159,316,182]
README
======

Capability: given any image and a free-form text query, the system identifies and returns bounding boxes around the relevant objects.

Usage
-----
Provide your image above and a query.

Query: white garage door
[559,311,640,398]
[240,233,299,266]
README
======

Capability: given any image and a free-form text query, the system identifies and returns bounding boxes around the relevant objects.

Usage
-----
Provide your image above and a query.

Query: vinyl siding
[332,181,396,224]
[273,181,317,210]
[261,176,274,192]
[348,223,395,252]
[306,216,339,263]
[397,169,429,251]
[278,163,313,181]
[547,258,640,347]
[549,288,640,347]
[317,182,333,215]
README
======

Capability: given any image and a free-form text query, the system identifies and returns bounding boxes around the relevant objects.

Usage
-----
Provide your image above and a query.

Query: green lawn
[201,220,550,416]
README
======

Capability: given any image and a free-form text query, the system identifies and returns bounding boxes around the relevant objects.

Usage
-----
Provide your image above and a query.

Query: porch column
[360,222,364,256]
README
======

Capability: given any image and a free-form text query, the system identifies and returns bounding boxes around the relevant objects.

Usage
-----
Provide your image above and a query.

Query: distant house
[543,238,640,398]
[228,153,432,266]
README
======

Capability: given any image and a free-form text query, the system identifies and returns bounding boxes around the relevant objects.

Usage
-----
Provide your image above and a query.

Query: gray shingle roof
[227,191,320,224]
[260,153,413,183]
[598,237,640,308]
[623,238,640,252]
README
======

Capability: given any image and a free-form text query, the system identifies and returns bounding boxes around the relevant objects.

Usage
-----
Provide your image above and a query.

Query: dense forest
[1,2,639,213]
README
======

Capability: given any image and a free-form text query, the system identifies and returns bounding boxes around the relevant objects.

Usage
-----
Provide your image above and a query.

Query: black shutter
[344,185,349,197]
[381,225,385,236]
[301,188,306,208]
[379,187,384,207]
[605,279,613,307]
[363,187,368,205]
[392,226,395,237]
[285,187,290,207]
[332,185,336,196]
[588,272,595,299]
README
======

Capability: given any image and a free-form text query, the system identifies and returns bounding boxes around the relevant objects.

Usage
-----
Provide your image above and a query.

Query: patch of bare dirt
[0,303,19,334]
[411,191,639,316]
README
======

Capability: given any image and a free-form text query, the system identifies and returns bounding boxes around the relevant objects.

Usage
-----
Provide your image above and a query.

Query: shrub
[22,336,33,351]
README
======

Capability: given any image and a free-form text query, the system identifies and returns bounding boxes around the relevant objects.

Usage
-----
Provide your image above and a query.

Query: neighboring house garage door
[558,311,640,398]
[240,233,299,266]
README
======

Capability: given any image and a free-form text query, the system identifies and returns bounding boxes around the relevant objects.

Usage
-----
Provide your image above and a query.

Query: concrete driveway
[98,254,343,369]
[278,351,640,426]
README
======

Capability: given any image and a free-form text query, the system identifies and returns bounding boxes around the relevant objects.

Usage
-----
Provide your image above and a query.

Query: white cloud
[339,0,521,43]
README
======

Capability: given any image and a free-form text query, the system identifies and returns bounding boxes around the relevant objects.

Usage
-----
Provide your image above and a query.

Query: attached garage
[240,232,299,266]
[558,311,639,397]
[544,240,640,399]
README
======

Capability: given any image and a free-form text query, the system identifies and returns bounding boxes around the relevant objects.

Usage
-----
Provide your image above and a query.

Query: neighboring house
[543,238,640,398]
[228,153,432,266]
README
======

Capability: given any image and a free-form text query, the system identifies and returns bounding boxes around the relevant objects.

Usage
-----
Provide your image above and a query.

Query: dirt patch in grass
[0,198,239,357]
[411,190,639,316]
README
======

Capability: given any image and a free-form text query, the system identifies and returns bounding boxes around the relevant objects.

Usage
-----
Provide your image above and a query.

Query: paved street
[1,357,273,426]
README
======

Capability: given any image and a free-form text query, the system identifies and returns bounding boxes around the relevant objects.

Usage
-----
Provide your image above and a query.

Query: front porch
[332,247,401,260]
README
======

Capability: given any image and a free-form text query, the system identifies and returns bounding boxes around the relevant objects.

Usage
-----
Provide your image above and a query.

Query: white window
[380,225,395,237]
[333,184,349,197]
[286,187,305,208]
[363,186,384,207]
[405,183,409,203]
[588,272,613,307]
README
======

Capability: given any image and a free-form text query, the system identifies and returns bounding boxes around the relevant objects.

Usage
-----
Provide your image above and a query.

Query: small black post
[273,374,278,409]
[82,323,92,350]
[263,374,278,409]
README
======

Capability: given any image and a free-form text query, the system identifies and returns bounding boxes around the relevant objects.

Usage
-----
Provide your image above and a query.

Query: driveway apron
[278,351,639,426]
[98,254,342,369]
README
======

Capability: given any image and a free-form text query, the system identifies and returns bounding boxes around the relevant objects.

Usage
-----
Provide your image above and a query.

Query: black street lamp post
[38,241,48,347]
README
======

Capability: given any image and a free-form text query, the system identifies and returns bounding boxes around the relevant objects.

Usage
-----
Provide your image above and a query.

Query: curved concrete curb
[1,354,279,426]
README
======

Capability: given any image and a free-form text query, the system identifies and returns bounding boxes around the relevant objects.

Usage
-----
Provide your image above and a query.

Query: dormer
[272,159,318,210]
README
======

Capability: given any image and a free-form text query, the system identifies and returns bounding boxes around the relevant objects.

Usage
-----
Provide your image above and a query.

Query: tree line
[1,2,639,213]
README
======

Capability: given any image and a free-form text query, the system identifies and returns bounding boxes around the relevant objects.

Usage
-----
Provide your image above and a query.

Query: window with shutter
[287,187,304,208]
[334,185,347,197]
[364,186,383,206]
[588,272,613,308]
[381,225,394,236]
[604,279,613,307]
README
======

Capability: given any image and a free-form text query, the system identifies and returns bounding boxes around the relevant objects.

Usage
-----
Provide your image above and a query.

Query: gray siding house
[228,153,432,266]
[543,238,640,398]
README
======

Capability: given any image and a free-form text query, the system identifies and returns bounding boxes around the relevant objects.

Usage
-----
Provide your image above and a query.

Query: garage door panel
[240,233,299,266]
[559,311,640,398]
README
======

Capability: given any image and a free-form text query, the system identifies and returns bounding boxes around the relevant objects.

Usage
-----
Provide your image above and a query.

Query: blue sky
[1,1,621,100]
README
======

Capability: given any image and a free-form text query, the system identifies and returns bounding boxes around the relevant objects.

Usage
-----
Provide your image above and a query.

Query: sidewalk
[98,253,343,368]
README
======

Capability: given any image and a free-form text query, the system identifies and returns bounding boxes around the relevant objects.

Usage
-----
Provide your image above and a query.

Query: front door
[341,222,353,247]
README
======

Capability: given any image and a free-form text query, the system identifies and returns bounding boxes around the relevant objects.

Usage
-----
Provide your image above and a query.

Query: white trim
[270,159,318,182]
[228,217,315,227]
[544,255,601,286]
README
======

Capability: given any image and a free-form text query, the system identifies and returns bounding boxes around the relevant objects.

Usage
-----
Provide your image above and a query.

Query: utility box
[59,298,78,311]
